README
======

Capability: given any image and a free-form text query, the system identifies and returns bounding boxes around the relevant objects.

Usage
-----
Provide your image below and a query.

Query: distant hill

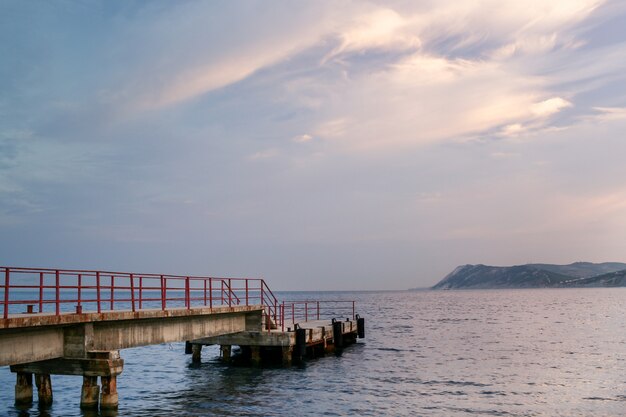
[560,269,626,287]
[432,262,626,289]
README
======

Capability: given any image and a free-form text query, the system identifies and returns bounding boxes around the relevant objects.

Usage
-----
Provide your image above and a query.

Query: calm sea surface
[1,288,625,416]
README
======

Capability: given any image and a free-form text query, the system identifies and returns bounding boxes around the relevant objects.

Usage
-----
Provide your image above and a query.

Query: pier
[1,266,363,411]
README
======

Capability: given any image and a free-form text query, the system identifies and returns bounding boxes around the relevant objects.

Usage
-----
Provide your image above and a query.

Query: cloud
[248,149,280,160]
[530,97,573,117]
[323,8,420,61]
[292,134,313,143]
[588,107,626,121]
[303,54,543,149]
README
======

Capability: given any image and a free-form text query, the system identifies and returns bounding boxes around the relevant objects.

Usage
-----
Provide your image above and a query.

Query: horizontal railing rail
[0,267,258,318]
[1,267,357,333]
[278,300,356,332]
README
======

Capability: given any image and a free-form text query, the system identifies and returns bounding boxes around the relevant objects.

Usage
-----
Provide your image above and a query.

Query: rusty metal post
[55,270,60,316]
[96,271,101,313]
[260,282,264,306]
[281,302,285,332]
[139,276,143,309]
[35,373,53,406]
[160,275,166,310]
[130,273,136,312]
[38,272,43,313]
[185,277,190,309]
[80,376,99,409]
[209,278,213,309]
[228,279,232,307]
[77,273,82,311]
[110,275,115,311]
[3,268,10,319]
[14,372,33,405]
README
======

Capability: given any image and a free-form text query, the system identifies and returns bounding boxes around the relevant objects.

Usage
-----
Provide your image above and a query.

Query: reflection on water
[1,288,625,416]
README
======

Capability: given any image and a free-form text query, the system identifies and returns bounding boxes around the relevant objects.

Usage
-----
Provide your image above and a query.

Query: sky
[2,1,626,290]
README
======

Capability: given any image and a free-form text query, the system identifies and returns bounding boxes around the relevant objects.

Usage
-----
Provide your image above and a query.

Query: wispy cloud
[292,134,313,143]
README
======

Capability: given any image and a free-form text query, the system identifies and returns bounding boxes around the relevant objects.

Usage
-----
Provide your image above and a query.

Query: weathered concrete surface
[1,305,261,329]
[197,330,294,347]
[194,319,356,348]
[80,376,100,409]
[14,372,33,405]
[193,319,360,366]
[0,327,64,366]
[11,356,124,377]
[35,373,53,406]
[100,375,118,409]
[91,310,256,350]
[0,305,263,366]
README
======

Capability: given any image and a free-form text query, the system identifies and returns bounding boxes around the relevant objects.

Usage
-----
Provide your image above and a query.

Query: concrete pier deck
[1,266,363,410]
[192,317,363,365]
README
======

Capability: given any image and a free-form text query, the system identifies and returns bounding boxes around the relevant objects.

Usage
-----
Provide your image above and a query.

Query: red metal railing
[1,267,356,332]
[278,300,356,332]
[1,267,269,320]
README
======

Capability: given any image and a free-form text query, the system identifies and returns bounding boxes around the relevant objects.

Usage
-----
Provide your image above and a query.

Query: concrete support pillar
[80,376,100,409]
[14,372,33,405]
[281,346,293,367]
[100,375,118,410]
[192,344,202,363]
[324,338,335,354]
[35,373,53,406]
[250,346,261,367]
[220,345,231,362]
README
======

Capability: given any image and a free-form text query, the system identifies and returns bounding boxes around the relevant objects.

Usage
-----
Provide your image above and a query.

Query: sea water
[0,288,624,416]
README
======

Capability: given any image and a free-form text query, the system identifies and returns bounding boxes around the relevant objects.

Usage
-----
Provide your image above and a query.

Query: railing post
[352,301,355,319]
[245,280,249,306]
[209,278,213,309]
[228,279,232,307]
[317,301,320,320]
[260,283,264,306]
[292,303,295,324]
[139,276,143,310]
[185,277,190,310]
[305,302,308,322]
[38,272,44,313]
[77,274,82,311]
[55,270,60,316]
[130,274,136,312]
[160,275,166,310]
[110,275,115,311]
[96,271,101,313]
[3,268,9,319]
[204,279,207,306]
[281,301,285,332]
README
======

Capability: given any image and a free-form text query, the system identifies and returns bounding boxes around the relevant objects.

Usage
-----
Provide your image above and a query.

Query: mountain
[559,269,626,287]
[527,262,626,278]
[432,262,626,289]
